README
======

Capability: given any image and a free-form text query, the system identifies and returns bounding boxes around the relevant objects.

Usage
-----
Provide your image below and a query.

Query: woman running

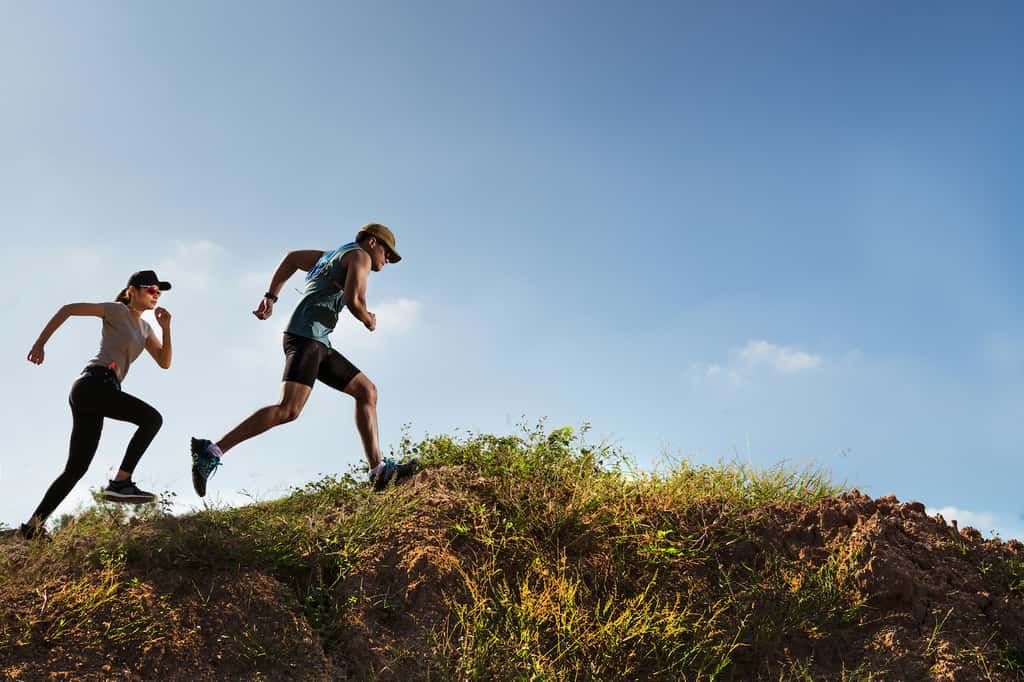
[18,270,173,540]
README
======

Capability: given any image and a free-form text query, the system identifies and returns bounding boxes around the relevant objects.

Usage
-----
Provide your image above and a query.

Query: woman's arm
[145,307,172,369]
[27,303,106,365]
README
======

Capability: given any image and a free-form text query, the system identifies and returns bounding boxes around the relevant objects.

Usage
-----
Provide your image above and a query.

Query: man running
[190,223,417,496]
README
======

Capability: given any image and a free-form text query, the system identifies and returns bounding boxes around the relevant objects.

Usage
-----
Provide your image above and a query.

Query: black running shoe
[102,479,157,504]
[17,523,50,542]
[370,458,419,492]
[191,437,222,498]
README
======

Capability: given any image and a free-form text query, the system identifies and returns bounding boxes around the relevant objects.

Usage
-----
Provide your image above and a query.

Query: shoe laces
[200,453,222,479]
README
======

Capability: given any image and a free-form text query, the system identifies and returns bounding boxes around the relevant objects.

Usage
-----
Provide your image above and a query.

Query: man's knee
[352,378,377,405]
[276,403,303,424]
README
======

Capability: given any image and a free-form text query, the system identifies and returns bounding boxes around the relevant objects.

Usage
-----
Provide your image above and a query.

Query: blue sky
[2,2,1021,538]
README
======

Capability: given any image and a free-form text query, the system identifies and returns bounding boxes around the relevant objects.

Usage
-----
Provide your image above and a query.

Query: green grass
[6,420,987,680]
[406,421,862,679]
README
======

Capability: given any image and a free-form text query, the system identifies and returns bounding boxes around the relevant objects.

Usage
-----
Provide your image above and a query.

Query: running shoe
[190,437,222,497]
[102,479,157,503]
[370,458,419,492]
[17,523,51,542]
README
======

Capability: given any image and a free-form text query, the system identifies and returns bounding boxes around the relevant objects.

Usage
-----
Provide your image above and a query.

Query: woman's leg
[101,390,163,479]
[29,405,103,525]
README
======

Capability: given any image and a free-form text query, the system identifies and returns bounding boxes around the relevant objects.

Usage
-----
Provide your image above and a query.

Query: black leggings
[31,370,163,521]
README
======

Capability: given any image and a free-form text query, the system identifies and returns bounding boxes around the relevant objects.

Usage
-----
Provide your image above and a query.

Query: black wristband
[263,291,278,303]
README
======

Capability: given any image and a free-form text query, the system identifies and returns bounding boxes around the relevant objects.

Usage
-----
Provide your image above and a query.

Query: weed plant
[0,421,928,680]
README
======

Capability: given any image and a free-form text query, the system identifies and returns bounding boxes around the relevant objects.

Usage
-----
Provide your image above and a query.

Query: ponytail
[115,287,131,305]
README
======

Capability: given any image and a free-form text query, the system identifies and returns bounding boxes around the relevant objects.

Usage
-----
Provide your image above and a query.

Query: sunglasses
[138,285,161,295]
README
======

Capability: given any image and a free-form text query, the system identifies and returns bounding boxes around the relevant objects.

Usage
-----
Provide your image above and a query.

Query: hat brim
[386,249,402,263]
[158,281,172,291]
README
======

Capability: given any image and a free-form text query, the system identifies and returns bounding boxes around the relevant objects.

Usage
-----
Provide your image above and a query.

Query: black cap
[127,270,172,291]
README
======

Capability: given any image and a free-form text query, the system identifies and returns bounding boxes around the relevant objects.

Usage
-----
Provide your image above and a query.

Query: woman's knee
[143,408,163,434]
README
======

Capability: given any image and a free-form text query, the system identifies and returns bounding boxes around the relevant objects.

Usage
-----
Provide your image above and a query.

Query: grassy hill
[2,424,1023,680]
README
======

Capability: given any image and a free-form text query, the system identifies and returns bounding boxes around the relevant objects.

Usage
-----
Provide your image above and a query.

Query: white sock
[208,442,224,459]
[370,462,386,476]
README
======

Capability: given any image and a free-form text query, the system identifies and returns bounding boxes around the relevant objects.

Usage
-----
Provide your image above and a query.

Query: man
[190,223,417,496]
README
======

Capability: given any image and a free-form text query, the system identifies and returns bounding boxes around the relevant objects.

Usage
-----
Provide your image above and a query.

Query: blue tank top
[284,242,364,348]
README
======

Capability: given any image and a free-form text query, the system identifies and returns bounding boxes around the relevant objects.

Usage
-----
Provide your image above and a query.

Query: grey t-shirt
[87,302,154,383]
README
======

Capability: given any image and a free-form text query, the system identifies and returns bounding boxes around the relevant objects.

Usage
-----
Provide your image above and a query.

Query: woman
[18,270,173,540]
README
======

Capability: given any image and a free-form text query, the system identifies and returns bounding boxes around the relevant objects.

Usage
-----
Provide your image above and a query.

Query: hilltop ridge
[2,426,1022,680]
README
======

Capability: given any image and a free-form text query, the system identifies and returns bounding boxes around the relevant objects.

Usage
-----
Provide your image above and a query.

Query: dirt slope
[2,465,1022,680]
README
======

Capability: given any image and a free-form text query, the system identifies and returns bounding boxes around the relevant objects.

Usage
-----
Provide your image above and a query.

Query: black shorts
[282,333,361,391]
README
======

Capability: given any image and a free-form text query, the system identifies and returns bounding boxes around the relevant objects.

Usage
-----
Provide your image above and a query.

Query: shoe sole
[102,491,157,504]
[191,438,210,497]
[192,466,207,497]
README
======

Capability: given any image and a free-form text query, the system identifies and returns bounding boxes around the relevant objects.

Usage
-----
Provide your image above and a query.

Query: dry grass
[1,421,1022,680]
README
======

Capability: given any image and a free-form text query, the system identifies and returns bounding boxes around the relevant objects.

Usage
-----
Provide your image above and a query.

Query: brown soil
[1,469,1022,680]
[728,490,1024,680]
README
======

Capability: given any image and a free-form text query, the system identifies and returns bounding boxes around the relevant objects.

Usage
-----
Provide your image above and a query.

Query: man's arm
[342,250,375,331]
[253,249,324,320]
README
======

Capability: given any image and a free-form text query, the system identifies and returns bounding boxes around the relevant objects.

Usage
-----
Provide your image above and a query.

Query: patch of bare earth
[2,469,1023,680]
[733,491,1024,679]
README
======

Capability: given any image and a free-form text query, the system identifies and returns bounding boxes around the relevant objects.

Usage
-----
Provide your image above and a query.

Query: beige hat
[356,223,401,263]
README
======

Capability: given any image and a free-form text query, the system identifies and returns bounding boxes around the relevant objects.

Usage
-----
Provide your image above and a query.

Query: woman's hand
[27,343,45,365]
[154,307,172,329]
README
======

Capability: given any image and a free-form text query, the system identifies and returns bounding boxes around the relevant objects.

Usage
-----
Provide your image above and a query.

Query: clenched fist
[154,307,172,329]
[27,343,45,365]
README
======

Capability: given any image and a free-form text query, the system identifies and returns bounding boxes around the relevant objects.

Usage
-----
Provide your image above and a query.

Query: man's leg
[190,381,312,497]
[192,334,325,497]
[340,371,417,491]
[342,373,381,470]
[216,381,312,454]
[318,348,417,490]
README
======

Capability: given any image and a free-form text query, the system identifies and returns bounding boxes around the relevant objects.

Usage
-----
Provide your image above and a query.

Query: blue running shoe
[370,458,419,492]
[191,437,222,497]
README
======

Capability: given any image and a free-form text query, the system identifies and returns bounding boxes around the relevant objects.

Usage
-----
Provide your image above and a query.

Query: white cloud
[373,298,422,334]
[737,340,823,373]
[333,297,422,348]
[692,363,742,385]
[927,505,1024,541]
[156,240,226,292]
[690,340,823,385]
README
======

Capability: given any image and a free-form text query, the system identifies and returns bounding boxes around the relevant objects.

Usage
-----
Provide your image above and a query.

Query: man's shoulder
[318,242,361,265]
[338,246,370,265]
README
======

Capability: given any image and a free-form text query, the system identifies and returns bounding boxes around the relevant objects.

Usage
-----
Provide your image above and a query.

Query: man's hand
[26,343,45,365]
[154,307,172,329]
[253,297,274,320]
[364,312,376,332]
